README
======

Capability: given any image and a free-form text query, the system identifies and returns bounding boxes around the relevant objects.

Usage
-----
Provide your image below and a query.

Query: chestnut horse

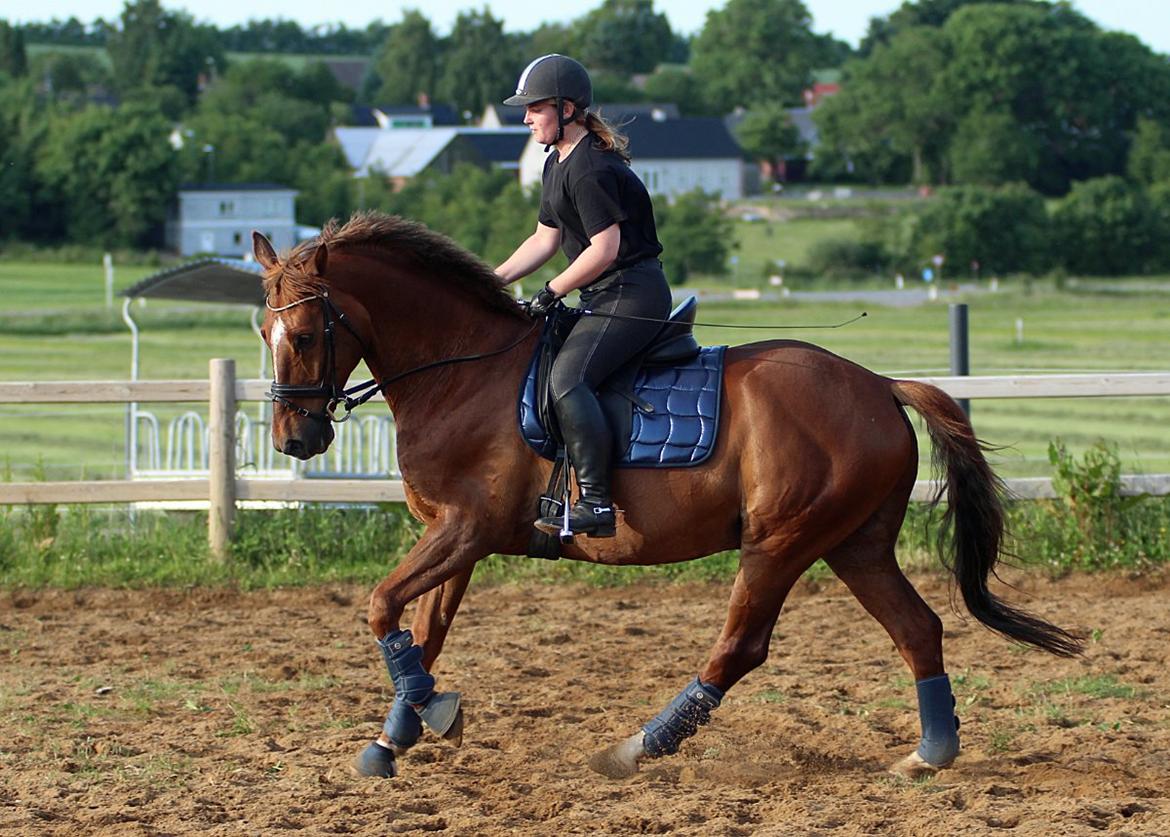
[252,213,1080,781]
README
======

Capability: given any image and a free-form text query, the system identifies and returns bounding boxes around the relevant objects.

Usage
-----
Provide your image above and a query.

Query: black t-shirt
[538,136,663,275]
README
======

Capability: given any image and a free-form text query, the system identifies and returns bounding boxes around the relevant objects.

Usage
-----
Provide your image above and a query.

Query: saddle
[518,296,725,467]
[518,297,727,559]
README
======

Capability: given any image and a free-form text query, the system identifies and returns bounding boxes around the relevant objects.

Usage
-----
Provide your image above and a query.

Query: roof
[482,103,526,126]
[457,130,531,164]
[351,103,461,127]
[334,127,384,169]
[341,126,531,175]
[323,58,369,92]
[623,117,742,160]
[596,103,680,123]
[178,183,297,194]
[122,258,265,306]
[786,106,820,148]
[358,128,461,177]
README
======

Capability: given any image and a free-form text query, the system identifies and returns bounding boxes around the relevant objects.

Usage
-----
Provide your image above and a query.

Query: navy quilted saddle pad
[518,345,726,468]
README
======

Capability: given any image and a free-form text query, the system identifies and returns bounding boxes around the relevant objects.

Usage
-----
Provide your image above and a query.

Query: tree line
[2,0,1170,278]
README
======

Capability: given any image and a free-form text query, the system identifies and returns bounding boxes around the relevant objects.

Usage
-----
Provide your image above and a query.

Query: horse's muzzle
[276,423,333,460]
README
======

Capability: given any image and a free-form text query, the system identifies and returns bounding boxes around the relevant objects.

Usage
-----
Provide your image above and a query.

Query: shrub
[804,236,886,279]
[891,183,1049,275]
[1049,176,1158,275]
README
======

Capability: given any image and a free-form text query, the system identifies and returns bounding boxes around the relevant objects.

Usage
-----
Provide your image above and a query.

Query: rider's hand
[527,284,560,318]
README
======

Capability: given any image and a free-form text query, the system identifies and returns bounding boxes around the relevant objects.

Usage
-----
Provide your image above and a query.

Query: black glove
[528,284,560,318]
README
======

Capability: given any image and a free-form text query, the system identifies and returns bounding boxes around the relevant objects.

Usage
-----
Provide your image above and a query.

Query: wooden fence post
[208,358,237,559]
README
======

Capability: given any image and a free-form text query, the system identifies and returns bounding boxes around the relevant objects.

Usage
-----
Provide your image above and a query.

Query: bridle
[265,292,539,425]
[265,291,378,424]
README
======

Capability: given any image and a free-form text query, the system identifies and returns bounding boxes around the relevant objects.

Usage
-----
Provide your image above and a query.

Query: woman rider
[495,54,672,539]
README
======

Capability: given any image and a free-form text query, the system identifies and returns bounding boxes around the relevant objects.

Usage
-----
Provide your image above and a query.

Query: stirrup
[533,503,616,539]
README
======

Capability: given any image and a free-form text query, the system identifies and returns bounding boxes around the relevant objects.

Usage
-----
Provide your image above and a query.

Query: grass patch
[1031,675,1141,701]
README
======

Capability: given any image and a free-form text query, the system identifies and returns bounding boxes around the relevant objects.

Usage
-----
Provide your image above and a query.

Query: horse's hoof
[588,732,645,779]
[890,750,951,780]
[440,705,464,748]
[419,691,462,739]
[355,740,398,778]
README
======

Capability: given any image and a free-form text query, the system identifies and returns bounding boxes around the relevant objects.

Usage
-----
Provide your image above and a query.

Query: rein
[266,292,538,424]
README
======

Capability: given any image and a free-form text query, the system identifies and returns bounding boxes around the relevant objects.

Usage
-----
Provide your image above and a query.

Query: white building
[167,184,299,258]
[518,113,744,201]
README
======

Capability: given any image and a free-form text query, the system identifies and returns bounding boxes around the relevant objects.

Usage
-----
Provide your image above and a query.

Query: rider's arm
[495,222,560,284]
[546,223,620,296]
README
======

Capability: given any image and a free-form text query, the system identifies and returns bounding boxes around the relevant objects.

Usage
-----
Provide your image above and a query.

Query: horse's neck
[341,255,530,424]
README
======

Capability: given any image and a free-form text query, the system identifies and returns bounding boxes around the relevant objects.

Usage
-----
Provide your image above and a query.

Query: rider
[495,54,672,538]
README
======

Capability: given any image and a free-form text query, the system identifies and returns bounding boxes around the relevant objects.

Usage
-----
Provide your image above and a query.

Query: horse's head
[253,231,367,460]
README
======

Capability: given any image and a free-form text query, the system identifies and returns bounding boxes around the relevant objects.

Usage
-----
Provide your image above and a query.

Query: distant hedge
[864,178,1170,278]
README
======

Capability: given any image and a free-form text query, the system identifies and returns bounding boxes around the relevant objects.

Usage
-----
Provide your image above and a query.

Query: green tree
[859,0,1032,55]
[814,26,951,184]
[106,0,225,106]
[947,109,1039,185]
[366,164,538,263]
[1050,177,1157,275]
[0,77,39,237]
[1128,117,1170,186]
[0,21,28,77]
[196,59,344,147]
[690,0,818,109]
[642,65,708,114]
[522,22,580,62]
[371,10,439,104]
[656,190,733,284]
[900,183,1050,275]
[577,0,675,74]
[1148,181,1170,271]
[939,5,1170,193]
[437,9,517,117]
[733,103,804,176]
[37,103,178,246]
[28,50,113,102]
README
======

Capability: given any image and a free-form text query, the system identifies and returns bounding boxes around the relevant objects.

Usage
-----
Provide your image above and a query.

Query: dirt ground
[1,570,1168,836]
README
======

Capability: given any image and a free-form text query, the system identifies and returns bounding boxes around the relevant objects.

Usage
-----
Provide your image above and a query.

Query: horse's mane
[264,210,526,319]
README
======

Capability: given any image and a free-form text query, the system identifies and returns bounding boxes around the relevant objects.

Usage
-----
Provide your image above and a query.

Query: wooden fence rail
[1,364,1168,557]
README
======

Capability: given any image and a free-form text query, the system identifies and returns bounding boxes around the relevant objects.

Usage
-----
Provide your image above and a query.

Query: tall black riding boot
[535,384,616,538]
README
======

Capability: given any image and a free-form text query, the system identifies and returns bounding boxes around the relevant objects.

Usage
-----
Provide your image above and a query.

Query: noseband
[266,292,379,424]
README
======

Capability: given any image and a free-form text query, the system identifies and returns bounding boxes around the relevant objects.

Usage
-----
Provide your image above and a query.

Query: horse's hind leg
[824,504,960,779]
[589,546,811,779]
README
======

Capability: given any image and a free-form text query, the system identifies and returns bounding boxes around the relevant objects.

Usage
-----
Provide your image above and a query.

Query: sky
[3,0,1168,55]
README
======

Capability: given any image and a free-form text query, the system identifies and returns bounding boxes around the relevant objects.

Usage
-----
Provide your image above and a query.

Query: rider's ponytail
[581,110,631,164]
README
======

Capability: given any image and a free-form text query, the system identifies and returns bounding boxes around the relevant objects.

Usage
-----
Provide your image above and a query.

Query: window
[233,232,242,245]
[219,200,235,216]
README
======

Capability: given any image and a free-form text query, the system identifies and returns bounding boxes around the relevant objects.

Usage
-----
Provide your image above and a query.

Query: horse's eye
[294,333,314,350]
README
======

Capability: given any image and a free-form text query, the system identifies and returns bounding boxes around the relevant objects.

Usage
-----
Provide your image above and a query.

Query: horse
[251,212,1082,782]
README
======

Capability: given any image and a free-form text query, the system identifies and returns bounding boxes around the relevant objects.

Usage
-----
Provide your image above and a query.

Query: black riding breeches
[550,260,673,402]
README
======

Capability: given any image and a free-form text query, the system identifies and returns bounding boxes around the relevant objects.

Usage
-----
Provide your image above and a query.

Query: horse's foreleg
[589,551,807,779]
[356,524,483,778]
[371,568,473,757]
[826,528,958,780]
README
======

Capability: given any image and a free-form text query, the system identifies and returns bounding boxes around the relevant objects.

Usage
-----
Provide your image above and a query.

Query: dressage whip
[571,307,869,330]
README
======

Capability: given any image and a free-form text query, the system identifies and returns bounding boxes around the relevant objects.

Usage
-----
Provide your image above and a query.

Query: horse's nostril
[282,438,306,458]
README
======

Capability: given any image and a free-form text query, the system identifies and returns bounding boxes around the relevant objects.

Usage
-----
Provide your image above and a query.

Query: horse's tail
[892,380,1084,657]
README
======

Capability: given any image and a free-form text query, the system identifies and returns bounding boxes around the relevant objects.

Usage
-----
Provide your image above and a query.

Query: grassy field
[1,255,1168,480]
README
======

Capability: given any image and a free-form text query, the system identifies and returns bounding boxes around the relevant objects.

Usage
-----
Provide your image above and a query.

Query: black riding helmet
[504,54,592,145]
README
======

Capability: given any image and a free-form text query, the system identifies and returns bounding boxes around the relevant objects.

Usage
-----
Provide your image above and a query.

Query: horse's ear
[252,231,279,269]
[310,242,328,277]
